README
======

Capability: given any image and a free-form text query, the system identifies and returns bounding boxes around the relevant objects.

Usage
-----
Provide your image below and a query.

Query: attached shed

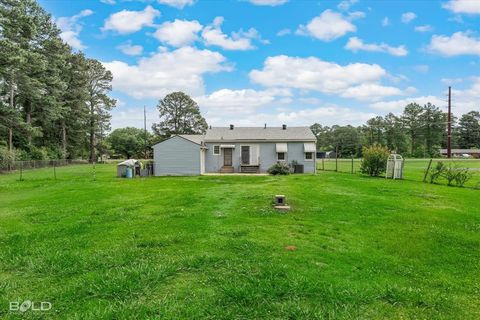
[152,135,205,176]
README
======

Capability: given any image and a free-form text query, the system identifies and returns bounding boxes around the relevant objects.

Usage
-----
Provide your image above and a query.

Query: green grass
[1,164,479,319]
[318,158,480,188]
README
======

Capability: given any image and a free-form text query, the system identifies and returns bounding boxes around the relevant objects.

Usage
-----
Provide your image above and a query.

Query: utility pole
[447,86,452,159]
[144,105,147,159]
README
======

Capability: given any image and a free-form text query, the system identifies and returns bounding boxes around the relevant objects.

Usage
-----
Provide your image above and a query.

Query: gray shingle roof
[204,126,316,142]
[178,134,204,145]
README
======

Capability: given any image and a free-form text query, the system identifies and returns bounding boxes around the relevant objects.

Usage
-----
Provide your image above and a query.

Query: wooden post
[93,161,96,181]
[335,146,338,172]
[351,156,354,174]
[447,86,452,159]
[53,160,57,180]
[19,161,23,181]
[322,157,324,171]
[423,158,433,183]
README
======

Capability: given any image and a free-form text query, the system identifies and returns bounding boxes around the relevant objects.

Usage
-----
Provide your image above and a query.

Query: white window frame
[213,145,220,155]
[277,152,286,161]
[304,152,314,161]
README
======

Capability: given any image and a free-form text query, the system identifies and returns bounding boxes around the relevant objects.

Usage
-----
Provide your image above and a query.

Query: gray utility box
[293,164,304,174]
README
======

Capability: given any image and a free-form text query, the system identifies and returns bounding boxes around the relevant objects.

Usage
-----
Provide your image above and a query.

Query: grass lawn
[319,158,480,188]
[1,164,479,319]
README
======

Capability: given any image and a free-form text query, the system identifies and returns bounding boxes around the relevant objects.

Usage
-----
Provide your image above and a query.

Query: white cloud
[340,83,406,101]
[100,0,116,4]
[111,106,157,130]
[56,9,94,50]
[348,11,366,20]
[401,12,416,23]
[197,88,290,112]
[452,76,480,103]
[102,6,160,34]
[249,55,408,101]
[248,0,288,6]
[296,10,357,41]
[338,0,358,11]
[370,96,445,111]
[157,0,195,9]
[345,37,408,56]
[415,24,433,32]
[103,46,231,99]
[276,28,291,36]
[382,17,390,26]
[371,77,480,115]
[427,31,480,56]
[414,65,429,73]
[194,88,292,126]
[443,0,480,14]
[154,19,202,47]
[298,97,322,105]
[441,77,463,85]
[117,41,143,56]
[202,16,266,50]
[277,105,376,126]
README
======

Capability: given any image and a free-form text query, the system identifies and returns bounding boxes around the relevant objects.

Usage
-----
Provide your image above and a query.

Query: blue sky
[40,0,480,130]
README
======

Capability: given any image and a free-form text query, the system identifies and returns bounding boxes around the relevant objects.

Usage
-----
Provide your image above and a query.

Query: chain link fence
[317,158,480,188]
[0,159,90,180]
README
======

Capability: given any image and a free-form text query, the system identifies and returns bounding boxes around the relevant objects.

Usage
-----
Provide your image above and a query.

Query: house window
[304,152,313,161]
[213,145,220,155]
[277,152,285,161]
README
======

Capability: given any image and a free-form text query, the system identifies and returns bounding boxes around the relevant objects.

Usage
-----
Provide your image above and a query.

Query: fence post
[322,157,324,171]
[53,160,57,180]
[93,161,96,181]
[335,152,338,172]
[19,161,23,181]
[351,156,354,174]
[423,158,433,183]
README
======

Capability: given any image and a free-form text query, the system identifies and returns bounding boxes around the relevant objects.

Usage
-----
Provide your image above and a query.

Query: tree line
[108,94,480,160]
[0,0,115,163]
[311,103,480,158]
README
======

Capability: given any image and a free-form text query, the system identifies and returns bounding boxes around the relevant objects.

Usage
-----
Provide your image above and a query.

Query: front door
[241,146,250,165]
[224,148,232,166]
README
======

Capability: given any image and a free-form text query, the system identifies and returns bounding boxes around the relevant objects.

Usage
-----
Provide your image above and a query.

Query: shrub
[428,161,446,184]
[45,146,64,160]
[0,147,15,168]
[443,164,458,186]
[428,161,473,187]
[267,162,290,175]
[360,144,390,177]
[25,145,49,160]
[454,167,472,187]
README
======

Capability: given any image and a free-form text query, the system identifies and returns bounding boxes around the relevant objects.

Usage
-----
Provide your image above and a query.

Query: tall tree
[152,92,208,138]
[457,111,480,148]
[310,123,333,150]
[61,52,90,158]
[420,103,446,157]
[85,59,116,163]
[384,113,407,154]
[330,125,361,157]
[402,103,424,156]
[107,127,152,159]
[362,116,386,146]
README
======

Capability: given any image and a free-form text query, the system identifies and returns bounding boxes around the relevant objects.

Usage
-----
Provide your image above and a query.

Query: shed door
[241,146,250,165]
[223,148,232,166]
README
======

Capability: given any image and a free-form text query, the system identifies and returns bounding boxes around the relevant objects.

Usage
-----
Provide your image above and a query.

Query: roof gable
[152,134,204,147]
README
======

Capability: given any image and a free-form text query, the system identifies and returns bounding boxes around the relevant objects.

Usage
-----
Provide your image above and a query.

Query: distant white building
[439,149,480,158]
